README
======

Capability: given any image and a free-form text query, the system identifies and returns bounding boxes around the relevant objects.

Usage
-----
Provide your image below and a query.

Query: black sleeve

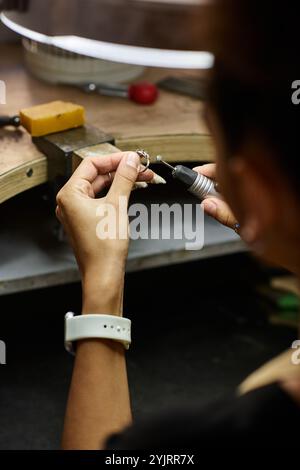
[106,383,300,449]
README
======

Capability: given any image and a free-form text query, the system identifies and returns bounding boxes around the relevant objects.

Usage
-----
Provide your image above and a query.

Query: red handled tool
[81,81,159,105]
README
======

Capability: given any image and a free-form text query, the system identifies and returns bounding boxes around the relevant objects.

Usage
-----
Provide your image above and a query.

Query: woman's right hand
[193,163,238,230]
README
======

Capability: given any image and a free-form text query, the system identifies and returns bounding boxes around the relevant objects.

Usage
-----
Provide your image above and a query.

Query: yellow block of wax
[20,100,85,137]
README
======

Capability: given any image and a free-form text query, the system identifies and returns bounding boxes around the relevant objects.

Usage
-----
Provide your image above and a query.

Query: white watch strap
[64,312,131,354]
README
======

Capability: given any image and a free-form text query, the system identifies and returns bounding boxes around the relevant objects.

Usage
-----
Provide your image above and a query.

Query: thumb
[201,197,238,229]
[107,152,140,203]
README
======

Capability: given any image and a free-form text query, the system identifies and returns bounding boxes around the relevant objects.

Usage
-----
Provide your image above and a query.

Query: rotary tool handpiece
[173,164,219,199]
[156,156,220,200]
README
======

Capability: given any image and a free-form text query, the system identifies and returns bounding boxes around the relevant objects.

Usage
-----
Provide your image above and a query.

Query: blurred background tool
[158,76,207,100]
[0,115,20,128]
[82,81,158,105]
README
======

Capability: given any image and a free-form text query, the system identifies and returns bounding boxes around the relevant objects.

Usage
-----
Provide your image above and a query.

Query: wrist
[82,273,124,316]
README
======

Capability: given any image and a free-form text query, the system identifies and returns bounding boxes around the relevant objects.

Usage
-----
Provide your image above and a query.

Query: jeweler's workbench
[0,44,215,204]
[0,43,243,295]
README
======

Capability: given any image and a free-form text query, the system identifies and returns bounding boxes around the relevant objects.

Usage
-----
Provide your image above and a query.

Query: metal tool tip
[156,156,175,171]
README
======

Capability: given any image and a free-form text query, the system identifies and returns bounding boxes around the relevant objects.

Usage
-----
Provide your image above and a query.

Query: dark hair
[207,0,300,193]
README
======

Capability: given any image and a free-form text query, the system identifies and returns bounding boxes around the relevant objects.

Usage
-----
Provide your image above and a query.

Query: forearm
[62,276,132,450]
[62,338,131,450]
[57,152,144,450]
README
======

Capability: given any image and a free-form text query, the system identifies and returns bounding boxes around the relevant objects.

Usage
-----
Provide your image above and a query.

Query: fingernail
[150,174,167,185]
[133,182,148,190]
[201,200,217,216]
[126,152,140,169]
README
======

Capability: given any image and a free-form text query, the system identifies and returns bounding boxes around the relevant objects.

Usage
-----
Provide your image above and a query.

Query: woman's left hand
[56,151,154,315]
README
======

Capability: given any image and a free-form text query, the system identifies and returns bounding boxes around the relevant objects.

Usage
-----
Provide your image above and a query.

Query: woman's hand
[56,151,154,315]
[193,163,238,230]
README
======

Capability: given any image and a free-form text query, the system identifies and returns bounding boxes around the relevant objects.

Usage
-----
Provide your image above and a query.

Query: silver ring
[136,149,150,173]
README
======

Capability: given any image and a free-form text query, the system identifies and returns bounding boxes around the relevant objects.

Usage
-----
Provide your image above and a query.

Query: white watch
[64,312,131,354]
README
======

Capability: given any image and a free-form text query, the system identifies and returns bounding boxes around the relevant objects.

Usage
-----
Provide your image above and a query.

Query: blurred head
[204,0,300,274]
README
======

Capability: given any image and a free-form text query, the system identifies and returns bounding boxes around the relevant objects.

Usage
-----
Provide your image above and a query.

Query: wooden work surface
[0,43,214,203]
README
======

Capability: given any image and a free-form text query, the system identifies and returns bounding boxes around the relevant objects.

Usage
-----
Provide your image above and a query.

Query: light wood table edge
[0,156,48,204]
[0,133,214,204]
[116,133,215,162]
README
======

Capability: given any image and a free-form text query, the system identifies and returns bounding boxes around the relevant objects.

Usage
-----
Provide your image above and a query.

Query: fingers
[72,152,126,182]
[91,172,114,194]
[73,152,155,182]
[58,152,125,200]
[72,152,157,195]
[59,150,165,202]
[137,169,155,182]
[55,204,62,221]
[193,163,216,180]
[107,152,140,203]
[201,197,237,229]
